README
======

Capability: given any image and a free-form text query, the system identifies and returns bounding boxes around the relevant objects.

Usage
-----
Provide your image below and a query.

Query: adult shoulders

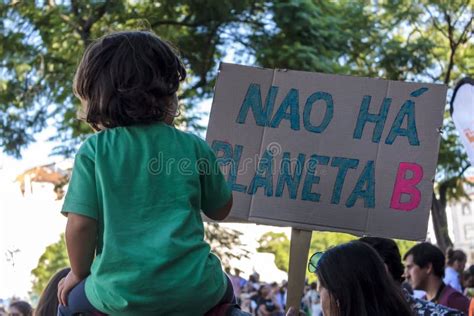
[445,285,470,314]
[444,267,462,292]
[403,288,463,316]
[412,297,464,315]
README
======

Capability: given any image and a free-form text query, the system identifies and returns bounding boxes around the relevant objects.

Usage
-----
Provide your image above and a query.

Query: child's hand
[57,270,82,306]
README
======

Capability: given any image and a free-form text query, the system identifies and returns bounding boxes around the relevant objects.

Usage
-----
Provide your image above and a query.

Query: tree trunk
[431,190,453,253]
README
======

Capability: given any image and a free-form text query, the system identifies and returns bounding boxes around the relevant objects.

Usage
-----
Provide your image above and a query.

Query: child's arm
[198,139,233,221]
[65,213,97,279]
[57,138,100,305]
[205,195,233,221]
[58,213,97,305]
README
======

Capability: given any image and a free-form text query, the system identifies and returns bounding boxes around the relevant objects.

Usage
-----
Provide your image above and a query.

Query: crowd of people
[224,239,474,316]
[3,239,472,316]
[0,232,473,316]
[302,239,474,316]
[0,300,33,316]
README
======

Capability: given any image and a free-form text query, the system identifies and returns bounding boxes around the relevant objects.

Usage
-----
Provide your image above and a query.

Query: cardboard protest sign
[206,63,447,240]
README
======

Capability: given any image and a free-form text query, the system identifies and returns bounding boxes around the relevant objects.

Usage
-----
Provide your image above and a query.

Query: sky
[0,128,69,299]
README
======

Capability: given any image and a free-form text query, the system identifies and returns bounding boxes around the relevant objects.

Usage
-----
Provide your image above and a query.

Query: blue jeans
[57,279,102,316]
[58,274,236,316]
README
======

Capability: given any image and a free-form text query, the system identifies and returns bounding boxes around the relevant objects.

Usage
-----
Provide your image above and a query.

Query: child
[57,31,234,316]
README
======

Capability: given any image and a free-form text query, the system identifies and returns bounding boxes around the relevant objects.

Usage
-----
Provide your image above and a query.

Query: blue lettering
[269,89,300,130]
[346,160,375,208]
[303,91,334,133]
[211,140,247,192]
[248,150,274,196]
[236,84,278,126]
[330,157,359,205]
[302,154,330,202]
[353,96,391,143]
[275,152,306,199]
[385,100,420,146]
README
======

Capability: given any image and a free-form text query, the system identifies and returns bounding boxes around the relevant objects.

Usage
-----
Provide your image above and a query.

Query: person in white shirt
[444,248,467,293]
[303,282,322,316]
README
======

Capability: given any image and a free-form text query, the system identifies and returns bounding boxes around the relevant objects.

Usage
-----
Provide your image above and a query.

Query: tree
[257,232,290,272]
[257,231,357,274]
[30,234,69,297]
[249,0,473,251]
[377,0,473,251]
[0,0,265,157]
[205,223,250,269]
[257,231,415,281]
[419,1,472,251]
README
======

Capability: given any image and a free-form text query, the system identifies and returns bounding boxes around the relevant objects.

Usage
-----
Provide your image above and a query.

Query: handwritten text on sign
[206,63,446,240]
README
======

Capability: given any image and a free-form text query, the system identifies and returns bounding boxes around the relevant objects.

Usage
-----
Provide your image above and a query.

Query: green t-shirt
[62,123,231,316]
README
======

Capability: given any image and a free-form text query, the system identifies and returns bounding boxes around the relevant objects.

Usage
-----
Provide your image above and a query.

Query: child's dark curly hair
[73,31,186,131]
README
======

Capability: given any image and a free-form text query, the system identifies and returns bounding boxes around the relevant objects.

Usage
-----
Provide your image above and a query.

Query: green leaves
[0,0,266,157]
[204,223,250,270]
[257,231,415,282]
[257,232,290,272]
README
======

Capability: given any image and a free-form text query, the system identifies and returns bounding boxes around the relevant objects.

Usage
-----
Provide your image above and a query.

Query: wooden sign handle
[285,228,312,313]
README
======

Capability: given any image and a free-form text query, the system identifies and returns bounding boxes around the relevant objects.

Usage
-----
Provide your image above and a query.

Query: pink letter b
[390,162,423,211]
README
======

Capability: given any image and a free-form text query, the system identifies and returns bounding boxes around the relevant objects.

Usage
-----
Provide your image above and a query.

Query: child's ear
[169,93,179,116]
[163,93,179,125]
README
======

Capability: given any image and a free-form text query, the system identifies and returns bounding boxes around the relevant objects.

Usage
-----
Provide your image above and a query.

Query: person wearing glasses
[306,241,412,315]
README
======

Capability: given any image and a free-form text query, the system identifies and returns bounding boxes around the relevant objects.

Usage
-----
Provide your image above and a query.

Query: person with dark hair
[360,237,463,315]
[359,237,405,282]
[462,270,474,298]
[444,248,467,293]
[255,284,283,316]
[57,30,237,316]
[308,240,413,315]
[404,243,470,313]
[273,283,286,312]
[230,268,247,302]
[8,301,32,316]
[303,282,321,316]
[35,267,71,316]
